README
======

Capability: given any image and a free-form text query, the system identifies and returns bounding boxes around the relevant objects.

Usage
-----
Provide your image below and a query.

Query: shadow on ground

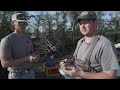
[33,54,73,79]
[35,71,64,79]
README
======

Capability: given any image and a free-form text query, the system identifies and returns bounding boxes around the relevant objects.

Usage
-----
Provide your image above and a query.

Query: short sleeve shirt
[0,32,33,71]
[75,35,120,72]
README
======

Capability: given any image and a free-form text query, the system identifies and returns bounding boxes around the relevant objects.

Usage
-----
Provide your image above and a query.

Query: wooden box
[44,61,60,77]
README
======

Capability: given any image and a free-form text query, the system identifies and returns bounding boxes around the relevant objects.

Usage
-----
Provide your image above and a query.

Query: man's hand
[60,59,79,77]
[64,66,81,77]
[28,53,40,63]
[60,59,73,67]
[60,59,67,66]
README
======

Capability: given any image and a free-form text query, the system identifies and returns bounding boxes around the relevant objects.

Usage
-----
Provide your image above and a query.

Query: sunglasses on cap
[18,22,28,26]
[17,14,27,20]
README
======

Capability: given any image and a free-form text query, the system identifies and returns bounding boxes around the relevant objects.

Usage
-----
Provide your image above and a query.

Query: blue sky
[28,11,56,15]
[26,11,115,33]
[27,11,112,27]
[28,11,112,20]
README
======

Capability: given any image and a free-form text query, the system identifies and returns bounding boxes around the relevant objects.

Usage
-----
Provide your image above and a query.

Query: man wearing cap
[60,11,120,79]
[0,13,40,79]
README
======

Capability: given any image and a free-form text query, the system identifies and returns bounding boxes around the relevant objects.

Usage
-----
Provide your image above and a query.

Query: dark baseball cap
[76,11,97,23]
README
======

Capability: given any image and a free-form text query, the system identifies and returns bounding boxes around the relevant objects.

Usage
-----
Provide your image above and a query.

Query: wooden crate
[45,62,61,77]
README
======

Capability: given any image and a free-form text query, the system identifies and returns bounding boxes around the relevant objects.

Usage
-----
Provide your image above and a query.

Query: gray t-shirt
[0,32,33,71]
[74,35,120,72]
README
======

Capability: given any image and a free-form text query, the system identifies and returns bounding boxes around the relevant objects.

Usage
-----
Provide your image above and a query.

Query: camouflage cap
[76,11,97,23]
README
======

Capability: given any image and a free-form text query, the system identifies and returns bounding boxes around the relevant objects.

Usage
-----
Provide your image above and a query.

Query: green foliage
[0,11,14,40]
[1,11,120,55]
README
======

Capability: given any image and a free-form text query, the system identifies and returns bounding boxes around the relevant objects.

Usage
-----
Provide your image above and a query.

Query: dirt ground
[35,70,64,79]
[33,55,72,79]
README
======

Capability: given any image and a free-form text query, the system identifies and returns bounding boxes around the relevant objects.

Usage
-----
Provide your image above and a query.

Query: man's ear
[95,19,102,32]
[12,21,16,26]
[10,21,15,31]
[95,20,99,25]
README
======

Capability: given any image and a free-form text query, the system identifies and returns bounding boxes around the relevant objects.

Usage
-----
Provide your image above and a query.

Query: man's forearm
[76,71,116,79]
[1,56,29,68]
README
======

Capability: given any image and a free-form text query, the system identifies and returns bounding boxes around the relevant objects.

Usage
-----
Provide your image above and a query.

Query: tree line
[0,11,120,57]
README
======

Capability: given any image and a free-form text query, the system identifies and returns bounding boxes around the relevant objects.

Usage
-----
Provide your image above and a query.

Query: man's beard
[81,29,96,37]
[81,31,89,36]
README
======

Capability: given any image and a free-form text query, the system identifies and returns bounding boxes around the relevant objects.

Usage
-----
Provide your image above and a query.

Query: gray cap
[76,11,97,23]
